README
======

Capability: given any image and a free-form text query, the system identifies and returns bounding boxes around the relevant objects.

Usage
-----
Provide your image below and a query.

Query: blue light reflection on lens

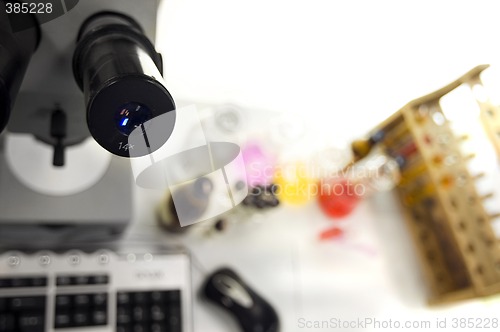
[115,102,153,136]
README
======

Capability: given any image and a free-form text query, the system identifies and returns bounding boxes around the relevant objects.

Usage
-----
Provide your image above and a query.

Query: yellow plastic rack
[362,65,500,304]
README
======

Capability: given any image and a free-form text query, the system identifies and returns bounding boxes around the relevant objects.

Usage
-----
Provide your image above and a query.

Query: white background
[157,0,500,140]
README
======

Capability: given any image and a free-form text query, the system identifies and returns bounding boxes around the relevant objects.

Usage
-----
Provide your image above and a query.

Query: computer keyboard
[0,245,192,332]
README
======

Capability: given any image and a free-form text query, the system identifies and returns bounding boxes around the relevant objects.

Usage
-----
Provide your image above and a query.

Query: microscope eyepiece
[73,12,176,157]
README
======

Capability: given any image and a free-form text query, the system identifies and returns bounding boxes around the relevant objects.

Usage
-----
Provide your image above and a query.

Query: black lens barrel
[73,12,175,157]
[73,12,163,94]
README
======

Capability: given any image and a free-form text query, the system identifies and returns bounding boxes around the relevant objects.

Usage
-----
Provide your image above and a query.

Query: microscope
[0,0,175,246]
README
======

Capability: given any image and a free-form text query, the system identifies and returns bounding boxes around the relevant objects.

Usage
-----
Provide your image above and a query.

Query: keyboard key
[117,308,131,325]
[0,298,7,311]
[56,276,71,286]
[166,307,181,320]
[72,275,90,285]
[72,310,90,326]
[117,324,132,332]
[9,297,45,310]
[168,323,182,332]
[90,275,109,285]
[74,294,91,306]
[117,292,131,306]
[132,306,147,322]
[133,323,147,332]
[30,277,48,287]
[91,309,107,326]
[150,291,166,303]
[132,292,149,304]
[54,311,71,328]
[150,305,166,322]
[165,290,181,302]
[166,307,182,332]
[151,323,167,332]
[0,279,12,288]
[18,313,45,332]
[92,293,107,307]
[55,295,71,307]
[0,314,15,331]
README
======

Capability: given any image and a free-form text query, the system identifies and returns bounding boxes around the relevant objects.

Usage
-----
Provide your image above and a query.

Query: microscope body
[0,0,162,246]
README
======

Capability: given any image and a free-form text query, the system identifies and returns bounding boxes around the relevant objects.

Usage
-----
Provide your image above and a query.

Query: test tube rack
[363,65,500,305]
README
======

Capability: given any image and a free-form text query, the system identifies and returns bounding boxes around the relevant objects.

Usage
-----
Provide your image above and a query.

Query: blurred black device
[203,268,280,332]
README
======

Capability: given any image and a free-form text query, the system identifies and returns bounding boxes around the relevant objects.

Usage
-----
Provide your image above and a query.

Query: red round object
[318,178,360,218]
